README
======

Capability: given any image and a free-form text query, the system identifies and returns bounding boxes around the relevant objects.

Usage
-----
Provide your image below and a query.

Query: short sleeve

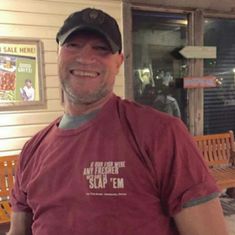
[149,118,220,216]
[11,168,31,212]
[10,143,32,213]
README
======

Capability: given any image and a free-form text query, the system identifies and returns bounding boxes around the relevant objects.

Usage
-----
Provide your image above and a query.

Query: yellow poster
[0,40,43,107]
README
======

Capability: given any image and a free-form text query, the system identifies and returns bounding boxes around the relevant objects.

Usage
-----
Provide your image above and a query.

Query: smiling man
[58,30,123,114]
[8,8,228,235]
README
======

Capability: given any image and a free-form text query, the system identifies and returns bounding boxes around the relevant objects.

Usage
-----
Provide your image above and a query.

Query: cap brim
[57,25,120,53]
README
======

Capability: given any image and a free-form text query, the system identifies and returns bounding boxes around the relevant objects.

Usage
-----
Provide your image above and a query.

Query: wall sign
[179,46,216,59]
[183,76,217,88]
[0,39,45,110]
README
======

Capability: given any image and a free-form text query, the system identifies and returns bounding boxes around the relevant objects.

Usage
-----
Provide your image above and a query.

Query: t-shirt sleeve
[148,117,220,216]
[11,169,31,212]
[10,143,32,213]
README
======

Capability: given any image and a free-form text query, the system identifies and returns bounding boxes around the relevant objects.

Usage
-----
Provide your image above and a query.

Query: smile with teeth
[71,70,99,78]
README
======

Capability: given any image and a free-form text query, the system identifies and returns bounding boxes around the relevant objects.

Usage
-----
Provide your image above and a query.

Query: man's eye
[94,46,110,51]
[66,43,78,48]
[64,43,83,50]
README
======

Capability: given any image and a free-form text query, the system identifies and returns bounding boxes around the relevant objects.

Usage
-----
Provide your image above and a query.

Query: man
[20,79,35,101]
[154,84,181,118]
[8,8,228,235]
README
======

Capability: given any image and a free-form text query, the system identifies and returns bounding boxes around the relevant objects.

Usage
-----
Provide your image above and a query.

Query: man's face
[26,81,32,88]
[58,31,123,105]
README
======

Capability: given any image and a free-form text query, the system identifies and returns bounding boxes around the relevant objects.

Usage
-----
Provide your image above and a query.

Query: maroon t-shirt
[11,95,219,235]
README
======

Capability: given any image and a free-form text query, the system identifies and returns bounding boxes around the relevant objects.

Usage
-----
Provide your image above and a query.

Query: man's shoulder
[31,117,60,140]
[20,117,60,160]
[116,95,175,122]
[113,96,191,155]
[166,96,176,102]
[115,95,154,112]
[113,95,184,135]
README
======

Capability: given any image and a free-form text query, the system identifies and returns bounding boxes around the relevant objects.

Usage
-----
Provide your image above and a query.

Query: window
[125,5,235,134]
[204,18,235,134]
[132,10,188,123]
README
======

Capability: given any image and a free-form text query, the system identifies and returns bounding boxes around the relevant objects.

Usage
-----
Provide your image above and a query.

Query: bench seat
[211,166,235,189]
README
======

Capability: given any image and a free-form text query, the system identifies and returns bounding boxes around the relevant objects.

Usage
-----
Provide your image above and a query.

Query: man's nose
[75,45,96,64]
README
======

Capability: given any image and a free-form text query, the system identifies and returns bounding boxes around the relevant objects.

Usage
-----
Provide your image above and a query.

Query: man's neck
[63,93,113,116]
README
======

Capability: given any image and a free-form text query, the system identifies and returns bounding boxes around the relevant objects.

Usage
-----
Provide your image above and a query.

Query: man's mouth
[70,70,100,78]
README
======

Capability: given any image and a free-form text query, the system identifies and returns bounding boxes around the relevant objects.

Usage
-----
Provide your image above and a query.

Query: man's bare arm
[7,211,33,235]
[174,197,229,235]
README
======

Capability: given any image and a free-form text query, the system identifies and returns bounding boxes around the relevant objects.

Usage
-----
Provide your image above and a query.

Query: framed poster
[0,38,45,110]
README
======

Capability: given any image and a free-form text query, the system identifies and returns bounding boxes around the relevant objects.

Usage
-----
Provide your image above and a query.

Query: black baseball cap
[56,8,122,53]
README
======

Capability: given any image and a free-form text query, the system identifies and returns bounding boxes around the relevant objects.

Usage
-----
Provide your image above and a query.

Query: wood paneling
[0,112,62,126]
[46,87,60,100]
[0,0,121,19]
[44,52,57,63]
[0,25,58,39]
[0,125,47,138]
[46,99,63,111]
[42,39,58,51]
[113,85,124,97]
[46,76,60,88]
[45,64,58,76]
[0,11,65,27]
[0,137,31,152]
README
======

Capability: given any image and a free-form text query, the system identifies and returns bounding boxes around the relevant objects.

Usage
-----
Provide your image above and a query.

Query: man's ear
[116,53,124,69]
[57,45,61,54]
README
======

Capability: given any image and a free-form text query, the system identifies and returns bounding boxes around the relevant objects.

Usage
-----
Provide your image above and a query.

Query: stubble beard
[60,75,113,105]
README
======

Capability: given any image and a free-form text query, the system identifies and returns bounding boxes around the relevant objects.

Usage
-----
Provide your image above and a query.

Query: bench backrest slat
[193,131,235,168]
[0,156,18,199]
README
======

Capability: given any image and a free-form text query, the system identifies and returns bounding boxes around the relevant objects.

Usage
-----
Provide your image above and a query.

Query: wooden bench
[193,130,235,190]
[0,155,18,224]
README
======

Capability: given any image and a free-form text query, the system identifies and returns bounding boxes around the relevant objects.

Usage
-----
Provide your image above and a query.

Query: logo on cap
[82,9,105,25]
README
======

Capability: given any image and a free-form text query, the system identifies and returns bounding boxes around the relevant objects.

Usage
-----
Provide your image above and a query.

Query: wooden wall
[0,0,124,156]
